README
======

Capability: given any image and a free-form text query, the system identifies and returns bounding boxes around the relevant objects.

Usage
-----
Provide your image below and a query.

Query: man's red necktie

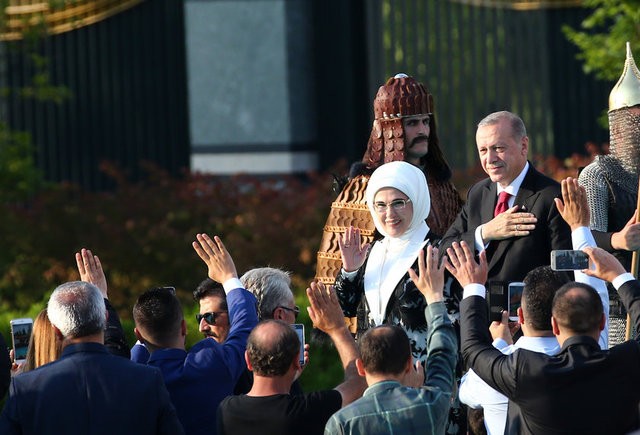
[494,191,511,217]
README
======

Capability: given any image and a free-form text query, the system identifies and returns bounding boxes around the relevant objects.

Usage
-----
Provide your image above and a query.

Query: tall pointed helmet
[609,42,640,112]
[363,73,435,167]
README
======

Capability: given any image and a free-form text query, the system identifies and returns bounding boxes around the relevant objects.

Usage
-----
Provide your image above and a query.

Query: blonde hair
[22,310,61,372]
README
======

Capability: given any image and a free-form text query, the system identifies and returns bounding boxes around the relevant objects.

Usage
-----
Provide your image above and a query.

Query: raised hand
[192,234,238,282]
[408,245,445,304]
[402,360,425,388]
[76,248,108,298]
[338,226,370,273]
[554,177,589,230]
[306,281,344,334]
[445,241,488,287]
[481,206,537,242]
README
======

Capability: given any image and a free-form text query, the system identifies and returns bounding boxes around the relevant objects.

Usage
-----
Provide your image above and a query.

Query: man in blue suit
[132,234,259,435]
[0,280,184,435]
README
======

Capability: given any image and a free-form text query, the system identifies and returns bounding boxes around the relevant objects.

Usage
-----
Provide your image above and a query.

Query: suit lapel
[480,181,497,225]
[488,164,540,272]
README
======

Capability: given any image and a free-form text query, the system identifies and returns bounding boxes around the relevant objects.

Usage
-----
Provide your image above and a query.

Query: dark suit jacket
[460,280,640,434]
[0,342,184,435]
[0,332,10,400]
[441,163,571,284]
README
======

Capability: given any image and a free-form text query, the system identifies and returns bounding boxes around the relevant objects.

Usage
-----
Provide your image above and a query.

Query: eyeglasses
[373,198,411,213]
[276,305,300,320]
[196,311,228,325]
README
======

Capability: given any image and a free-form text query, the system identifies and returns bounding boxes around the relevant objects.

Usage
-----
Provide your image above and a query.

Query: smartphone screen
[292,324,305,366]
[551,250,589,271]
[508,282,525,322]
[10,318,33,363]
[487,281,508,322]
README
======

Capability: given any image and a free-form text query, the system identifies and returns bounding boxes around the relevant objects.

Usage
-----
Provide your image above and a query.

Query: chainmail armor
[609,107,640,173]
[579,106,640,347]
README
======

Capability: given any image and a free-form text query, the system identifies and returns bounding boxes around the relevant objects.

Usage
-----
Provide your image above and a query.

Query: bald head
[552,282,603,335]
[246,320,299,377]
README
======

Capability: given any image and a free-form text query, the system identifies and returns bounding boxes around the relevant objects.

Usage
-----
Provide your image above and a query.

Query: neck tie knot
[494,191,511,217]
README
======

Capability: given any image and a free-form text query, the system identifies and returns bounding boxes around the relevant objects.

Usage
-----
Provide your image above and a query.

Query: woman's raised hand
[338,226,370,272]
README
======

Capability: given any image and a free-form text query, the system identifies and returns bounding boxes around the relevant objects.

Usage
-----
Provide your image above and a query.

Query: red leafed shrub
[0,161,336,316]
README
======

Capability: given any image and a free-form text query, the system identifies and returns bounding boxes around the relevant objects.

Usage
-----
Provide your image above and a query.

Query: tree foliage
[563,0,640,81]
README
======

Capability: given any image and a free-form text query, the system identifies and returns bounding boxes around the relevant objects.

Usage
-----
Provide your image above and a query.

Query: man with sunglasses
[194,278,231,343]
[132,234,258,435]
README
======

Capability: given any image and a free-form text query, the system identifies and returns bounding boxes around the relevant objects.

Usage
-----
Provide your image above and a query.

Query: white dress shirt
[474,162,530,251]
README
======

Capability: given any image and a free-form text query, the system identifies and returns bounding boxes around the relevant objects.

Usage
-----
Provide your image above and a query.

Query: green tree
[563,0,640,81]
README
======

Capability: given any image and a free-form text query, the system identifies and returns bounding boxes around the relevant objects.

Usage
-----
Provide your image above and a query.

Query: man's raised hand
[192,234,238,282]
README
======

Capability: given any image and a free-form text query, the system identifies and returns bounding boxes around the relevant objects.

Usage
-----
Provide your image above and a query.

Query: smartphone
[487,281,508,322]
[508,282,525,322]
[550,250,589,271]
[10,318,33,364]
[292,323,305,366]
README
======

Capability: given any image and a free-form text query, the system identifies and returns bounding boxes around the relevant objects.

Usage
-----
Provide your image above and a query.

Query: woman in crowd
[335,160,444,362]
[22,309,61,372]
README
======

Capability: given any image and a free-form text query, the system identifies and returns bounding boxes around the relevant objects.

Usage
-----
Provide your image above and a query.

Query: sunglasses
[196,311,228,325]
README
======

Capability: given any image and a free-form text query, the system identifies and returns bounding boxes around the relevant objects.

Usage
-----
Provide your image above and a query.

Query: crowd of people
[1,62,640,435]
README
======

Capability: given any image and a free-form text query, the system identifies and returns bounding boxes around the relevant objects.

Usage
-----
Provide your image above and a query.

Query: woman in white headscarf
[334,161,441,362]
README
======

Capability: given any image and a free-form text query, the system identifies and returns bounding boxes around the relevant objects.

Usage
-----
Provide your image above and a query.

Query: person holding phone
[0,280,184,435]
[459,177,611,434]
[20,310,60,373]
[209,267,308,396]
[217,281,366,435]
[10,247,128,376]
[459,266,567,434]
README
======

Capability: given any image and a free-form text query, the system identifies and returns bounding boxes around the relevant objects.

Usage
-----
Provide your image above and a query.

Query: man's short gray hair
[477,110,527,141]
[240,268,293,320]
[47,281,106,338]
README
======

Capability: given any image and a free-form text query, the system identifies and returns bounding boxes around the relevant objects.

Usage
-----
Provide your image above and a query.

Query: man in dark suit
[0,332,10,399]
[447,238,640,434]
[0,280,184,435]
[441,111,571,284]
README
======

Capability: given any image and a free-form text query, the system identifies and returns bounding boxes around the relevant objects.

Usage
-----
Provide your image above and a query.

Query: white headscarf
[363,161,432,325]
[365,161,431,239]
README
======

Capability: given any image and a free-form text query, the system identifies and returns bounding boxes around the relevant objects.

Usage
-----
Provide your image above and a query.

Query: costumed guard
[579,42,640,345]
[315,73,465,434]
[315,73,462,285]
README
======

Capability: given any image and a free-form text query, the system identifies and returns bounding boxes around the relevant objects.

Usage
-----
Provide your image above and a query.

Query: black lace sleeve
[334,267,365,318]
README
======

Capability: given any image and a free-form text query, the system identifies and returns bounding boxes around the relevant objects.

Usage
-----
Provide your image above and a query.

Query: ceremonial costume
[579,42,640,345]
[316,74,462,285]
